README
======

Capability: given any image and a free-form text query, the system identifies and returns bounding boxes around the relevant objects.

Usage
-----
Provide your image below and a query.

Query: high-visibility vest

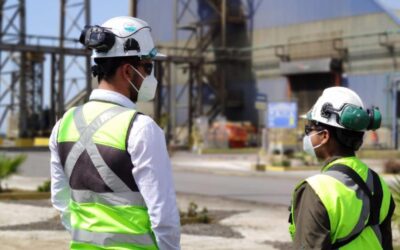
[57,101,158,250]
[289,157,392,249]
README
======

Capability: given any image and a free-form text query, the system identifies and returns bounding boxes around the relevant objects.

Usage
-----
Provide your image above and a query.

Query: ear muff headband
[321,103,379,131]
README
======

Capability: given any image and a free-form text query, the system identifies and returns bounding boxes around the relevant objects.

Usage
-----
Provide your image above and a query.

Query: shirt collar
[89,89,136,109]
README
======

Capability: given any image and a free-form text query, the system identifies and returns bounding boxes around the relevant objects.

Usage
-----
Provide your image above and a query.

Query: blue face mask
[302,130,325,158]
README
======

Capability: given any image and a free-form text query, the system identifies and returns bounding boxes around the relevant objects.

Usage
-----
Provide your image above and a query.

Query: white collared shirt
[50,89,181,250]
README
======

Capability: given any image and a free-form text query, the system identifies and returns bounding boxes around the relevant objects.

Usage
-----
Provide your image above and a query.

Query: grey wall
[257,77,288,102]
[347,73,391,126]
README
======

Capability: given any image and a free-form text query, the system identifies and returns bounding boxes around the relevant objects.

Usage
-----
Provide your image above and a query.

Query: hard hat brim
[299,110,312,120]
[299,113,308,119]
[154,52,167,60]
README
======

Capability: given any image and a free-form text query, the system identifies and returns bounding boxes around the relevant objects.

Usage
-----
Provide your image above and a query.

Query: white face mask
[303,130,325,158]
[128,65,158,102]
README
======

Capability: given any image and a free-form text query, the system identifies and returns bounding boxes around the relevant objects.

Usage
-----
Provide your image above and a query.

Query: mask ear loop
[130,64,145,79]
[310,130,327,149]
[127,65,142,93]
[128,79,139,93]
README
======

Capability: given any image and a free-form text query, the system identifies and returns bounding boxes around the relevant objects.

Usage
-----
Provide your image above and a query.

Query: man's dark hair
[92,56,141,83]
[311,120,364,152]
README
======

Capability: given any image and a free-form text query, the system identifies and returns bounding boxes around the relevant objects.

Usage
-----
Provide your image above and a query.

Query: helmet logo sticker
[124,23,136,33]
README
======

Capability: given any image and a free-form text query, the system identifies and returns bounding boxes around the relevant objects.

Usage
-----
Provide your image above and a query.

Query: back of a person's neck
[98,81,129,99]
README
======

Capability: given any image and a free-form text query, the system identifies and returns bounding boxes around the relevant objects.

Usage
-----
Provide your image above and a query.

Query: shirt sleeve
[128,116,181,250]
[293,183,331,249]
[49,120,72,234]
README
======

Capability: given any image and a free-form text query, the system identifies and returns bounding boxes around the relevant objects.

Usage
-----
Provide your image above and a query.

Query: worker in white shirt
[49,16,181,250]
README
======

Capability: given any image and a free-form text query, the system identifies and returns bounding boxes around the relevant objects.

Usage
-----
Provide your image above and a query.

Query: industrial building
[136,0,400,149]
[1,0,400,150]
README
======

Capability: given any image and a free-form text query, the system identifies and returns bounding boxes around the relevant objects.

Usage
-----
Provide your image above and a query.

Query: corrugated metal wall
[257,77,288,102]
[347,73,391,126]
[253,0,382,29]
[137,0,388,42]
[137,0,193,42]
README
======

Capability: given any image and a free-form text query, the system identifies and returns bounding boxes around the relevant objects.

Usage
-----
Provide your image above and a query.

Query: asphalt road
[7,150,310,206]
[173,169,302,206]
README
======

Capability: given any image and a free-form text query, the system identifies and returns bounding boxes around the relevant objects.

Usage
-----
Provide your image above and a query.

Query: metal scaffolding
[156,0,261,145]
[0,0,90,138]
[56,0,91,121]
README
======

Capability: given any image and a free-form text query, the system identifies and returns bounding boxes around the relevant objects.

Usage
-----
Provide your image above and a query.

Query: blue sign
[267,102,298,129]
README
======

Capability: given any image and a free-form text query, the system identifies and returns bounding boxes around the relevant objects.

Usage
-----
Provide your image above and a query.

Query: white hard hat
[80,16,165,59]
[304,86,373,131]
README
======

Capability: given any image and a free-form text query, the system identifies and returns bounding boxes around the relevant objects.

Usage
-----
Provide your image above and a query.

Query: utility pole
[392,77,400,149]
[130,0,137,17]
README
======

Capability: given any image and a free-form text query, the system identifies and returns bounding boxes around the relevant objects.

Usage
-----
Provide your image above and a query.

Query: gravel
[0,216,65,231]
[182,210,243,238]
[263,240,293,250]
[2,199,52,207]
[182,223,243,238]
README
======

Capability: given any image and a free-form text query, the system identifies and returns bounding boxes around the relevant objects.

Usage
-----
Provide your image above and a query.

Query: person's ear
[121,64,133,80]
[320,130,330,145]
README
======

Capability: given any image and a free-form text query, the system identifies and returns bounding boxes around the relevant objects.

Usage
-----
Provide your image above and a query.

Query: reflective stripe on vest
[71,190,146,206]
[58,102,157,250]
[72,228,154,246]
[308,157,390,249]
[323,167,382,246]
[65,106,131,192]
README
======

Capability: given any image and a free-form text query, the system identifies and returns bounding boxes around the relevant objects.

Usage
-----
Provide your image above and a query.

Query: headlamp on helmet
[79,25,115,53]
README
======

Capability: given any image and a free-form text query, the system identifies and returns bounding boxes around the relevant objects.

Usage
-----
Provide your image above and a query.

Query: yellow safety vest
[289,157,392,249]
[57,101,158,250]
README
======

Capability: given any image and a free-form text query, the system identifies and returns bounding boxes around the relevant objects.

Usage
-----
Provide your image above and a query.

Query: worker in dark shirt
[289,86,395,249]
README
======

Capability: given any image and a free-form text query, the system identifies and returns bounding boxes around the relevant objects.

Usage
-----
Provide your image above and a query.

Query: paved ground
[0,193,290,250]
[173,170,298,206]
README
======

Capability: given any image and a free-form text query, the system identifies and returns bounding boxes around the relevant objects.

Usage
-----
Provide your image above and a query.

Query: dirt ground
[0,193,291,250]
[1,192,399,250]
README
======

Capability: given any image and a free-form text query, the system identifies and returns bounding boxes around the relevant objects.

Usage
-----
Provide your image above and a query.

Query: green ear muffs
[339,104,370,131]
[321,103,380,131]
[367,107,381,131]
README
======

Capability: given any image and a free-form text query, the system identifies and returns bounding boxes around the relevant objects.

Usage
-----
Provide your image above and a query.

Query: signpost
[255,93,267,111]
[255,93,268,148]
[254,93,268,167]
